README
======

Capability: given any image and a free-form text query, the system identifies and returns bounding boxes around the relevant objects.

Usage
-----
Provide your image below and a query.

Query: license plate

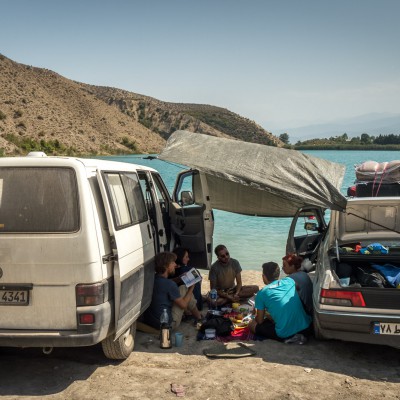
[0,289,29,305]
[373,322,400,335]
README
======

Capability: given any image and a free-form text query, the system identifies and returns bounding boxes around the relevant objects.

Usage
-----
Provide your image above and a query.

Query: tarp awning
[159,131,347,217]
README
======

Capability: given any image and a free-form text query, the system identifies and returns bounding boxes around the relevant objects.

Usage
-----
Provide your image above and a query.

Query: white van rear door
[97,170,155,338]
[137,170,169,253]
[172,169,214,269]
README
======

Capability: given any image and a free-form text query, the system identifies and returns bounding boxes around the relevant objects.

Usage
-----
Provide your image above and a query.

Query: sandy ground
[0,270,399,400]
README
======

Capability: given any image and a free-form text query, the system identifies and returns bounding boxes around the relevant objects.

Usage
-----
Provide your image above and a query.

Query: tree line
[277,133,400,149]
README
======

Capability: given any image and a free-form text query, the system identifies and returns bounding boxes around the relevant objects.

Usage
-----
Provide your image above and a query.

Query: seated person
[249,262,312,343]
[172,247,203,311]
[143,252,202,330]
[208,244,259,306]
[282,253,313,315]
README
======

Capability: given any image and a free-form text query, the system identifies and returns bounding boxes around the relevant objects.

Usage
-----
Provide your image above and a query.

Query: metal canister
[160,323,172,349]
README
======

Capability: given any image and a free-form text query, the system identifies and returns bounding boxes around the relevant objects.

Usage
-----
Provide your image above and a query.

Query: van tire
[101,322,136,360]
[313,313,325,340]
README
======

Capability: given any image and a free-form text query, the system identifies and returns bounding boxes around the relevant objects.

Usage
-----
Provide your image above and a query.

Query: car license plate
[373,322,400,335]
[0,289,29,305]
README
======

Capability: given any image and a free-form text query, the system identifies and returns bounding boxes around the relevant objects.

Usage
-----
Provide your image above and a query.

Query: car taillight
[320,289,366,307]
[76,282,106,306]
[79,314,95,324]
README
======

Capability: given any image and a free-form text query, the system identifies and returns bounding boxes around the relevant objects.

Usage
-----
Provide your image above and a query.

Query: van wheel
[101,322,136,360]
[313,313,324,340]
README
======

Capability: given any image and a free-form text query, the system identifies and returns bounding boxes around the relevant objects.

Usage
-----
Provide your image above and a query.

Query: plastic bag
[200,316,234,337]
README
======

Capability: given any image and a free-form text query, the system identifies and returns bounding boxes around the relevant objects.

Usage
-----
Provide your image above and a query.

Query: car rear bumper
[0,302,112,347]
[316,309,400,349]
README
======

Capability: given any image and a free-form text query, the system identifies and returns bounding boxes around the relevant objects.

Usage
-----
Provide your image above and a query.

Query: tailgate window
[0,167,79,233]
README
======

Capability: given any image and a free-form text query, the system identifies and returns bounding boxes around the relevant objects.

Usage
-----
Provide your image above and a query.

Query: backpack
[355,265,390,288]
[200,316,234,336]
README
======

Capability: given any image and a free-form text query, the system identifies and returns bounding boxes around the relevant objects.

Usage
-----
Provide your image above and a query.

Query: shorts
[254,318,281,341]
[220,287,237,295]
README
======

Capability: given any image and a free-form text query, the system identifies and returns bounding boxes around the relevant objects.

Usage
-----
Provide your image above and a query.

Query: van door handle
[147,224,152,239]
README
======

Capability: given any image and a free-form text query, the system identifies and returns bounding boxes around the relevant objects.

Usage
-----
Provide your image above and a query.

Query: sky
[1,0,400,134]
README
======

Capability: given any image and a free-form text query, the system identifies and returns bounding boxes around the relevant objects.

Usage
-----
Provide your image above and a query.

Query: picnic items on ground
[232,302,240,310]
[174,332,184,347]
[198,300,255,340]
[200,316,235,337]
[180,267,202,288]
[205,328,216,339]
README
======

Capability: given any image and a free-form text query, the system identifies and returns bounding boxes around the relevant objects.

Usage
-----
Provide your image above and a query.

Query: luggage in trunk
[333,257,400,309]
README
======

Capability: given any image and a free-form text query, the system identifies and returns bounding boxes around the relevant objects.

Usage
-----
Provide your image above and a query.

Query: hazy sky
[1,0,400,133]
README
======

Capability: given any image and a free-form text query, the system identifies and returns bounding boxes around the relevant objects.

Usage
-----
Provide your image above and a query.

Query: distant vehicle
[0,154,214,359]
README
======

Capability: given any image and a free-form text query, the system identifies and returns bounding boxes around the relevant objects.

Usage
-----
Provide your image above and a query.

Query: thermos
[160,308,172,349]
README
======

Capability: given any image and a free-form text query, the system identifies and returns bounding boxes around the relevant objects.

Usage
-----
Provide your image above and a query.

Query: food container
[205,328,216,339]
[238,304,252,314]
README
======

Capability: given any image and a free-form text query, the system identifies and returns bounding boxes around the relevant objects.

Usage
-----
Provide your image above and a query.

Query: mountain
[281,113,400,143]
[0,54,282,156]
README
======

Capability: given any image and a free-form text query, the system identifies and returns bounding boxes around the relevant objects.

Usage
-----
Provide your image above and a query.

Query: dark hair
[282,253,303,270]
[262,262,280,282]
[173,247,189,266]
[155,252,177,274]
[214,244,227,256]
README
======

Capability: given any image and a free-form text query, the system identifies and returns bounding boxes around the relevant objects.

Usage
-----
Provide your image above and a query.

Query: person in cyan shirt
[249,262,312,343]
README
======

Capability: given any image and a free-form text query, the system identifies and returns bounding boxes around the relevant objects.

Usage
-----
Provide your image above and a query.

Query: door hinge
[102,253,118,263]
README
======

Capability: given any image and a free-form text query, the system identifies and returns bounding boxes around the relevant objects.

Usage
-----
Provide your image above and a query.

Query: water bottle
[210,289,218,310]
[160,308,171,349]
[160,308,169,325]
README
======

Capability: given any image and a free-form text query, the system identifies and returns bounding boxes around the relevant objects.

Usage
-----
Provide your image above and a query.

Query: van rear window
[103,172,148,229]
[0,167,79,233]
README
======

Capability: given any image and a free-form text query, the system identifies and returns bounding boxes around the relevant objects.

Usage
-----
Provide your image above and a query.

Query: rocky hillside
[0,54,282,156]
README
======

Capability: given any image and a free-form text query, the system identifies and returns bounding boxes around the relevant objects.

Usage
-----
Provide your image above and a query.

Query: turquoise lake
[103,150,400,270]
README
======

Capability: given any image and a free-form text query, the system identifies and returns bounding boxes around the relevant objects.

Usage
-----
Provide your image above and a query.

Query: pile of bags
[348,160,400,197]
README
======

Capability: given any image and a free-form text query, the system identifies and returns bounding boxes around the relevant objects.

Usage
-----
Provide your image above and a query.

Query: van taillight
[76,282,106,306]
[79,314,95,324]
[320,289,366,307]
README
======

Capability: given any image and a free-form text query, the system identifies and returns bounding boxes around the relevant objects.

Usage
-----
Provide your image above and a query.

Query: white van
[0,155,214,359]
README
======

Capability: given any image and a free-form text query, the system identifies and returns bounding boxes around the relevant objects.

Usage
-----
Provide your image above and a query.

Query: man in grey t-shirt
[209,244,259,306]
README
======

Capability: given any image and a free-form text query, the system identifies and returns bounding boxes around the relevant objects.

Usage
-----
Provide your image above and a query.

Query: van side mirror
[304,222,318,231]
[180,191,194,206]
